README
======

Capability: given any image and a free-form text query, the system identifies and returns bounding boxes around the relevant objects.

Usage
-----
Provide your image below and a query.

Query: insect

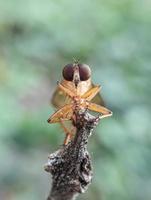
[48,62,112,145]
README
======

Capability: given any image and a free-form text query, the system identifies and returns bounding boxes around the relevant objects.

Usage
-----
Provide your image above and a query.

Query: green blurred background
[0,0,151,200]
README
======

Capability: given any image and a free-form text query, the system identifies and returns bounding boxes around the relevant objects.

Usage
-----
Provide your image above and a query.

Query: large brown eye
[78,64,91,81]
[62,64,74,81]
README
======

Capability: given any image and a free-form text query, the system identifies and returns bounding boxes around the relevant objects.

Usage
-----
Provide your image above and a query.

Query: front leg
[47,104,73,123]
[87,102,112,118]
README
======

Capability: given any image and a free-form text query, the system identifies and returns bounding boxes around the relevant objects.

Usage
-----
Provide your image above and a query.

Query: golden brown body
[48,63,112,145]
[51,78,105,109]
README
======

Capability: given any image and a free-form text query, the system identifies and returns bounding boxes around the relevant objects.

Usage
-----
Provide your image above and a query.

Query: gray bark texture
[44,111,101,200]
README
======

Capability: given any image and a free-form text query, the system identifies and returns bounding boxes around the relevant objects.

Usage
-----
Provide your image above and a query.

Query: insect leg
[58,83,76,98]
[86,102,112,118]
[81,85,101,101]
[64,126,76,145]
[47,104,73,123]
[59,120,74,145]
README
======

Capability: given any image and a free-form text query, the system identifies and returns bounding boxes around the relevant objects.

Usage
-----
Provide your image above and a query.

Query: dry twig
[44,110,101,200]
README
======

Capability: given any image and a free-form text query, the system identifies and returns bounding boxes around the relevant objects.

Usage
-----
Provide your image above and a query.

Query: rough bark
[44,111,101,200]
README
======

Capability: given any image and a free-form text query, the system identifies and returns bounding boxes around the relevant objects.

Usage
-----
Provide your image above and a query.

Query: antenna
[73,57,80,64]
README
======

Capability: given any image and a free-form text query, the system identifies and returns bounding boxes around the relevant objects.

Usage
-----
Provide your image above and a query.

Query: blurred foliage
[0,0,151,200]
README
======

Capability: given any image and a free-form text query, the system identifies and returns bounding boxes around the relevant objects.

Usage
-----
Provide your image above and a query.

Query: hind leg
[59,120,75,145]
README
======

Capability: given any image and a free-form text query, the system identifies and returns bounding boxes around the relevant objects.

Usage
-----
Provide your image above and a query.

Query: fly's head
[62,62,91,88]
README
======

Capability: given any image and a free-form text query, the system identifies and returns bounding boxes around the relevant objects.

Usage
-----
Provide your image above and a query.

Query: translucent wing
[51,79,76,109]
[51,86,71,108]
[91,92,105,106]
[91,83,105,106]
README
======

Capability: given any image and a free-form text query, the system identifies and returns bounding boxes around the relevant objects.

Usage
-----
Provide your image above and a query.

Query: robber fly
[47,62,112,144]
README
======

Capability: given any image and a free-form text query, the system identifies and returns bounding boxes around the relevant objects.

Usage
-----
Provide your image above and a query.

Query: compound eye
[78,64,91,81]
[62,64,74,81]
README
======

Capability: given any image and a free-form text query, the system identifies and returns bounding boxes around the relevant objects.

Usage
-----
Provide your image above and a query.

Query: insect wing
[51,86,71,108]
